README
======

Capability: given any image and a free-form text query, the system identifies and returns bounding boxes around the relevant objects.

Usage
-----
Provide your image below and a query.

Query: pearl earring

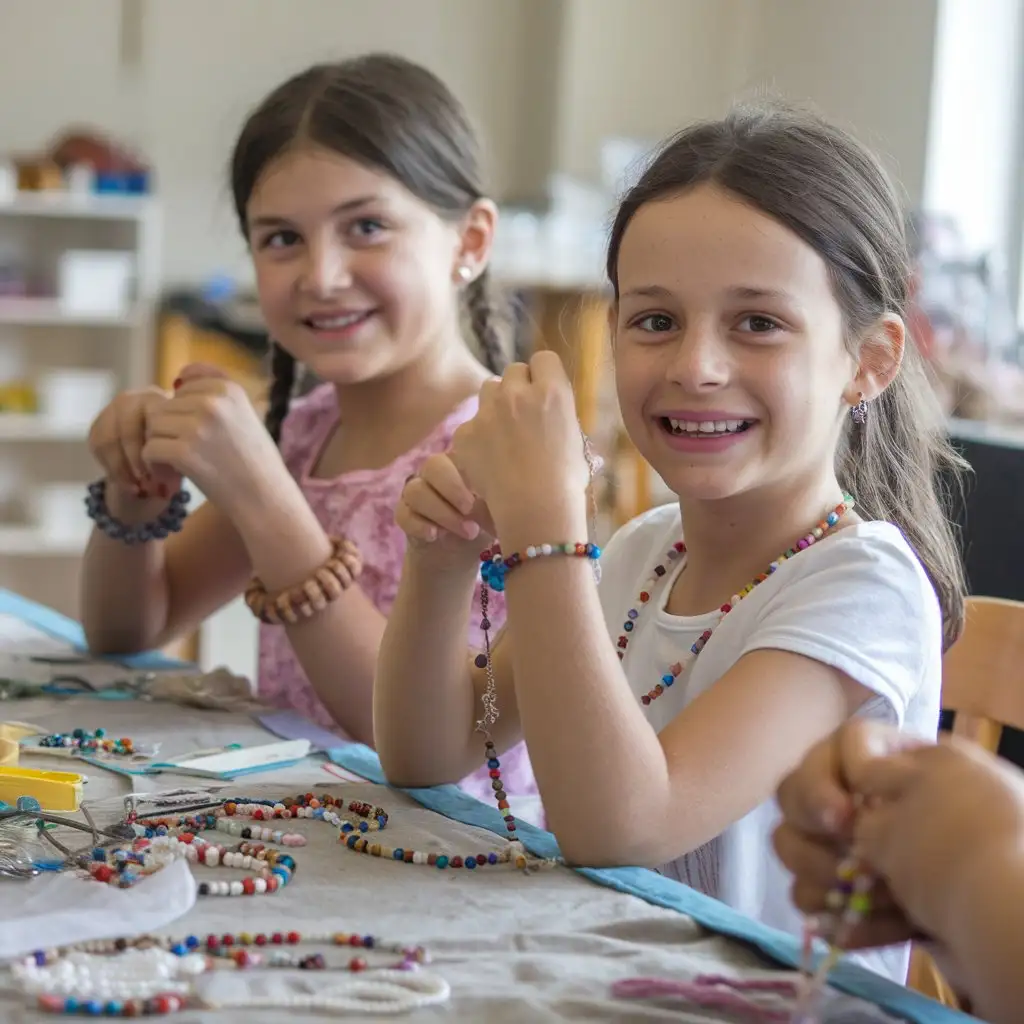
[456,265,473,283]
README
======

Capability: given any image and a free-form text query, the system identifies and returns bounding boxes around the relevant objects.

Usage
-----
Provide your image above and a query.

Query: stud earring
[851,393,868,425]
[456,265,473,284]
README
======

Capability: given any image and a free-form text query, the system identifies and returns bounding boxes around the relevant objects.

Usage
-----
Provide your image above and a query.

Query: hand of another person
[773,720,925,949]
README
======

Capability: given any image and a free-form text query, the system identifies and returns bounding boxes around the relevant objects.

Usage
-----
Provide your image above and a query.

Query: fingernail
[173,377,182,390]
[462,521,479,539]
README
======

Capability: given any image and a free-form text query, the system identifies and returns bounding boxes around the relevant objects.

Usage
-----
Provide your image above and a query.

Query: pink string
[612,974,802,1022]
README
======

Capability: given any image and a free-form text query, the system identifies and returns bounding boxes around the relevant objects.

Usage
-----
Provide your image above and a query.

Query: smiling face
[612,184,860,503]
[246,145,468,385]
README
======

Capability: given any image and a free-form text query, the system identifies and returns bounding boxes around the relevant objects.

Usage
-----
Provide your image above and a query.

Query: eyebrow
[248,195,382,229]
[618,284,798,303]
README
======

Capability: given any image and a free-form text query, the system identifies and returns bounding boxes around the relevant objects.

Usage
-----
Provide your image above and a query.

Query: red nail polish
[173,377,182,390]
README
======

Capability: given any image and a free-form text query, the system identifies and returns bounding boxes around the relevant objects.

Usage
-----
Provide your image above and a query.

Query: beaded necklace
[615,495,855,706]
[14,932,444,1017]
[37,728,137,757]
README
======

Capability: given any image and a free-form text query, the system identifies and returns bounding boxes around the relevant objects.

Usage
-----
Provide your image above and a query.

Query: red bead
[349,934,363,946]
[349,956,368,971]
[720,603,732,613]
[92,864,114,883]
[287,931,300,944]
[222,934,234,946]
[272,933,284,944]
[206,935,219,949]
[255,934,267,946]
[639,591,650,602]
[451,856,463,868]
[242,878,256,895]
[252,809,264,820]
[488,769,500,779]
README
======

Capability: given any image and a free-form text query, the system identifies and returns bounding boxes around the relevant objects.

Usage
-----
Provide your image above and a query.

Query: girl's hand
[448,352,590,538]
[774,721,924,949]
[140,363,288,515]
[397,454,494,569]
[88,386,181,506]
[850,734,1024,943]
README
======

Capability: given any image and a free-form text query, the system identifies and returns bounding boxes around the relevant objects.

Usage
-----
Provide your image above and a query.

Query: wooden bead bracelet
[244,535,362,625]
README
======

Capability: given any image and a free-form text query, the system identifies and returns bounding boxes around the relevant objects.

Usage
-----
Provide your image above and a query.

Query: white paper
[0,858,196,959]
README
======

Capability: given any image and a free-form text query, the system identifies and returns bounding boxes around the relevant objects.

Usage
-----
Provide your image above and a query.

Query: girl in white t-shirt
[374,103,965,982]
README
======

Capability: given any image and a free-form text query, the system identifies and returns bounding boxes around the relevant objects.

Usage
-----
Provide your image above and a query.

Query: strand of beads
[615,495,855,706]
[85,479,190,544]
[474,541,601,855]
[83,833,296,897]
[15,933,446,1017]
[38,728,136,756]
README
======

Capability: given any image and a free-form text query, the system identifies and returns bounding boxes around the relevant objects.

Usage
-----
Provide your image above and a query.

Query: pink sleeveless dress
[258,384,543,824]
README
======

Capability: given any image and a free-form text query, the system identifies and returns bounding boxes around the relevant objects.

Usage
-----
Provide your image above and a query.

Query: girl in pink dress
[81,53,540,821]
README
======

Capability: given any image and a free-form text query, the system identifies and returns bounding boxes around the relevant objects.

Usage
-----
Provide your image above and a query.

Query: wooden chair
[907,595,1024,1008]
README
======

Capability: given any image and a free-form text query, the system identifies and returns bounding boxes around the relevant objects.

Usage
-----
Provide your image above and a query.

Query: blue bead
[105,1002,122,1015]
[436,855,449,868]
[33,950,46,965]
[92,848,106,861]
[186,935,199,948]
[623,621,633,632]
[278,855,295,870]
[393,848,405,860]
[363,935,374,948]
[590,545,601,558]
[171,944,187,956]
[83,1000,103,1015]
[488,853,498,864]
[627,609,638,619]
[487,758,500,769]
[465,856,477,869]
[358,821,369,832]
[662,674,674,685]
[341,822,353,833]
[827,512,838,525]
[376,815,387,826]
[347,834,358,848]
[65,999,79,1012]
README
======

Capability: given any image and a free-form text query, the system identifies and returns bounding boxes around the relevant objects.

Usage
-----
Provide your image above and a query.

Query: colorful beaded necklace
[617,495,855,706]
[15,932,445,1018]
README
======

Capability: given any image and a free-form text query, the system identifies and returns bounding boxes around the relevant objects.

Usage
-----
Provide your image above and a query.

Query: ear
[452,198,498,285]
[844,313,905,406]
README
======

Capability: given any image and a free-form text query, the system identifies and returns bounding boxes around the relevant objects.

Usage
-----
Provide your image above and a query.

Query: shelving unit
[0,191,160,618]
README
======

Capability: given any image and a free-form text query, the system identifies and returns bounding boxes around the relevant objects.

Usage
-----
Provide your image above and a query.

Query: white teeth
[308,312,367,329]
[666,418,749,435]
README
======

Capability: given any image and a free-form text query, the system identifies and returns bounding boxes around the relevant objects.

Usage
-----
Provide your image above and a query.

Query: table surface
[0,699,966,1023]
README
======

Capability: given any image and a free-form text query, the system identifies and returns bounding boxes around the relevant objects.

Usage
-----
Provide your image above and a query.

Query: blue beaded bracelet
[85,479,191,544]
[480,541,601,592]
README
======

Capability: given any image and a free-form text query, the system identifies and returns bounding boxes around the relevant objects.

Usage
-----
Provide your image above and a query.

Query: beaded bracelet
[479,541,601,592]
[85,479,190,544]
[244,536,363,625]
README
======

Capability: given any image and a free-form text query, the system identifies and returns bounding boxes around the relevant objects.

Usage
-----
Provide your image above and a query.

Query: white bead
[254,877,267,894]
[412,851,426,865]
[540,543,552,555]
[229,881,243,896]
[526,546,537,557]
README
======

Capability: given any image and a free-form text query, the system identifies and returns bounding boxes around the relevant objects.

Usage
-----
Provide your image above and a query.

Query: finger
[403,478,479,539]
[115,399,155,485]
[777,737,853,837]
[529,348,568,385]
[840,719,930,792]
[174,362,231,388]
[501,361,531,385]
[140,438,187,476]
[421,455,476,515]
[477,375,501,408]
[773,824,843,889]
[396,503,440,544]
[836,911,919,951]
[848,750,927,803]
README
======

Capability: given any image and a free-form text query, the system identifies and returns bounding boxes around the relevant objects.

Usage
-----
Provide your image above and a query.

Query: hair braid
[465,269,508,375]
[264,342,297,445]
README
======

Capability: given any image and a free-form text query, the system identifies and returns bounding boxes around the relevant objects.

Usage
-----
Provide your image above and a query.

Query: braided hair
[264,342,297,445]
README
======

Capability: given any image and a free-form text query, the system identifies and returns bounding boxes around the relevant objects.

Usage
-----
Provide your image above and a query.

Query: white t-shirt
[597,503,943,983]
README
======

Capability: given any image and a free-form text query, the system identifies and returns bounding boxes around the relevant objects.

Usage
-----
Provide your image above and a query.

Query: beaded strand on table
[38,728,136,756]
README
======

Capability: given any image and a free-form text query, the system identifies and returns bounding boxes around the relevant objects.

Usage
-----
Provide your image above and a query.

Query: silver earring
[851,394,868,425]
[456,265,472,283]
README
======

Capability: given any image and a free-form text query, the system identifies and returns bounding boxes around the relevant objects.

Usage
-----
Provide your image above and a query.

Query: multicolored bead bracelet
[38,729,136,757]
[478,541,601,592]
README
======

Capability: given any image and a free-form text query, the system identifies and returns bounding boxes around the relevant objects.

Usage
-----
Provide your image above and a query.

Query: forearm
[80,491,173,654]
[232,481,383,747]
[940,843,1024,1023]
[374,550,481,786]
[498,515,671,865]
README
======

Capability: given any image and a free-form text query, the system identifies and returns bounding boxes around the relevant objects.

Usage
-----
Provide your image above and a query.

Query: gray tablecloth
[0,699,914,1021]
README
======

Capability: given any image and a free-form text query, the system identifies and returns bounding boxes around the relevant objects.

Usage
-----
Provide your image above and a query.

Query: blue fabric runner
[329,743,976,1024]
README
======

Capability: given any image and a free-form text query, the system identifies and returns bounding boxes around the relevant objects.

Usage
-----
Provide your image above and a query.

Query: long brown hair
[229,53,509,443]
[606,103,966,649]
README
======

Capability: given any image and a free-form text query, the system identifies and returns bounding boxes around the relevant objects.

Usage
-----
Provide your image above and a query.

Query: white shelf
[0,191,155,222]
[0,415,87,441]
[0,526,85,556]
[0,298,139,327]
